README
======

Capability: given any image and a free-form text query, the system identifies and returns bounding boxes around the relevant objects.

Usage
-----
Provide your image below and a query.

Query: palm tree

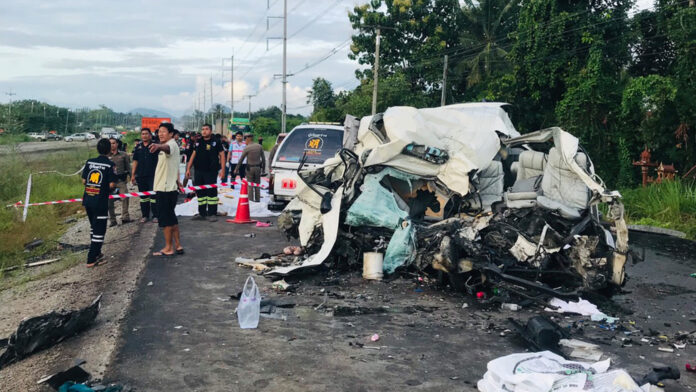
[459,0,520,87]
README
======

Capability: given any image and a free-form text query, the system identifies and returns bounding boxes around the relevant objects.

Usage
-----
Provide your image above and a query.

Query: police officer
[108,137,132,226]
[185,123,225,221]
[235,134,266,203]
[131,128,159,223]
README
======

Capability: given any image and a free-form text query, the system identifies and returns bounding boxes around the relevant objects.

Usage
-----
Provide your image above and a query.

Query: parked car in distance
[268,123,344,210]
[27,132,47,141]
[100,127,121,140]
[46,133,62,141]
[65,133,94,142]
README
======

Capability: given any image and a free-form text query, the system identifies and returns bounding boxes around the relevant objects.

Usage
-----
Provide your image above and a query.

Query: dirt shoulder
[0,196,156,390]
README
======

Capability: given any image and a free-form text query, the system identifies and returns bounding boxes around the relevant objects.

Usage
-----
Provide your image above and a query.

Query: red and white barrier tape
[7,180,267,208]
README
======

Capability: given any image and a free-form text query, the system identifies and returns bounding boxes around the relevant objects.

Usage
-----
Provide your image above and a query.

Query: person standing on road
[185,124,225,221]
[227,131,246,181]
[82,138,116,267]
[108,137,132,226]
[268,133,286,171]
[150,122,184,257]
[131,128,159,223]
[235,134,265,202]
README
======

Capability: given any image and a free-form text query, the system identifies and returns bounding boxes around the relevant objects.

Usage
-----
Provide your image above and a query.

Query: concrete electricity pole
[210,75,214,124]
[5,91,16,116]
[244,94,256,121]
[441,54,448,107]
[371,28,381,115]
[230,55,234,120]
[281,0,288,133]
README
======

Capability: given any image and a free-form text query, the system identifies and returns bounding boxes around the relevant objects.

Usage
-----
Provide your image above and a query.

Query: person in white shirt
[227,131,247,181]
[149,122,184,257]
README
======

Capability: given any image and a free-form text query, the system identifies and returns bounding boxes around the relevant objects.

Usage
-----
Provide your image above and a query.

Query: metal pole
[281,0,288,133]
[371,28,381,115]
[64,109,69,133]
[441,54,448,107]
[230,55,234,120]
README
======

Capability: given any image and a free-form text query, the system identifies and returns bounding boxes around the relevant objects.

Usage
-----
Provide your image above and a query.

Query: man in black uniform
[82,138,116,268]
[184,123,225,221]
[131,128,159,223]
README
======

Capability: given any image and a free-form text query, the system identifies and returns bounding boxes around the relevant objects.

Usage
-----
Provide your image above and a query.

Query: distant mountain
[129,108,172,118]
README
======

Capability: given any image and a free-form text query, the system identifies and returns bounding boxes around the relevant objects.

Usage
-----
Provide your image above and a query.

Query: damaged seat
[504,150,547,208]
[536,147,591,220]
[467,160,504,211]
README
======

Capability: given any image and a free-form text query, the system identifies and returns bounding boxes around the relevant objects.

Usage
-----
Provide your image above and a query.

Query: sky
[0,0,654,118]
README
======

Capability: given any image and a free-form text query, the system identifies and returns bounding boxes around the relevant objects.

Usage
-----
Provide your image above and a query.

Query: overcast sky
[0,0,654,117]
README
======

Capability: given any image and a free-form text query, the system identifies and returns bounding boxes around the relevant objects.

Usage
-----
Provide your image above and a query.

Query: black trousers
[232,163,246,179]
[85,204,108,264]
[194,169,219,216]
[136,176,158,219]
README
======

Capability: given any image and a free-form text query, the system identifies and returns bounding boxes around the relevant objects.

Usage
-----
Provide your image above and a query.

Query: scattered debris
[639,366,680,386]
[559,339,604,361]
[147,281,153,286]
[370,334,380,342]
[508,315,569,353]
[2,257,62,272]
[271,279,290,291]
[24,238,44,251]
[0,295,101,370]
[256,221,272,228]
[38,359,90,390]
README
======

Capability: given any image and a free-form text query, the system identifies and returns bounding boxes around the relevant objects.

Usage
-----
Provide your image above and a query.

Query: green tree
[348,0,463,105]
[456,0,520,91]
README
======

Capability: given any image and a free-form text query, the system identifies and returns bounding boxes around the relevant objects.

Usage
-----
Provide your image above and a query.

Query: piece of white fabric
[353,104,518,196]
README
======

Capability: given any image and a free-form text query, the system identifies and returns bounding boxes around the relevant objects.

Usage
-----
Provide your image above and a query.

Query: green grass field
[621,180,696,239]
[0,147,95,273]
[0,133,30,145]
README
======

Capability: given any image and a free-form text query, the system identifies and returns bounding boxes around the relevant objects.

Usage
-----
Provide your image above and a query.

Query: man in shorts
[149,122,184,257]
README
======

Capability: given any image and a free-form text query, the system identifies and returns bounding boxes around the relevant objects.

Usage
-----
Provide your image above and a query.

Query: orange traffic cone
[228,179,256,224]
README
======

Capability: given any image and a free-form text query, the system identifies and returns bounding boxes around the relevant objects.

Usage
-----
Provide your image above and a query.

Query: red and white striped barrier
[7,180,267,208]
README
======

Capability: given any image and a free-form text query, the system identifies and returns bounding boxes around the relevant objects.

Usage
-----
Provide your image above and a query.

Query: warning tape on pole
[7,180,268,208]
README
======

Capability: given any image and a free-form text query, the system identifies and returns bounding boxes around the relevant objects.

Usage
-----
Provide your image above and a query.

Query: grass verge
[621,180,696,239]
[0,134,30,145]
[0,148,95,271]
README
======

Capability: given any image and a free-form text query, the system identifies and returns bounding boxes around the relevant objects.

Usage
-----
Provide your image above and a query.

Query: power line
[290,39,351,76]
[288,0,344,39]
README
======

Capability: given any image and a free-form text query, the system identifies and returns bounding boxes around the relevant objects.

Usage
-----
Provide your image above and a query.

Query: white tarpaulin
[477,351,645,392]
[354,103,519,196]
[174,180,280,218]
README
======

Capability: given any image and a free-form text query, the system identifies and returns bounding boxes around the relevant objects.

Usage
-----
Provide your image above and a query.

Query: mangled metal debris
[268,103,629,299]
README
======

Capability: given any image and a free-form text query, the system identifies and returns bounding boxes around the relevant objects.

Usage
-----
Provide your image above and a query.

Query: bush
[621,180,696,238]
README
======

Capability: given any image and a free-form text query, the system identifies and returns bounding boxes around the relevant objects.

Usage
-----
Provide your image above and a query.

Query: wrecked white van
[271,103,629,298]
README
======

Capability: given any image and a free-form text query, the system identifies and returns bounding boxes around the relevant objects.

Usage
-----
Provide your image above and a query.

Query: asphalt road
[0,139,97,155]
[106,218,696,391]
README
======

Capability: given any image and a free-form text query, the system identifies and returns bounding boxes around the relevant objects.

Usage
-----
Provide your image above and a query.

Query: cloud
[0,0,363,120]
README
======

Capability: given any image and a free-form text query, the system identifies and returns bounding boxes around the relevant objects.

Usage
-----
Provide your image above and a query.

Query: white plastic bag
[237,276,260,329]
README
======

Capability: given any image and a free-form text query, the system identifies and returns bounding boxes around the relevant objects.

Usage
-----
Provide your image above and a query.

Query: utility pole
[244,94,256,121]
[371,28,381,115]
[281,0,287,133]
[230,55,234,120]
[5,91,16,116]
[64,109,69,133]
[441,54,448,107]
[210,75,214,125]
[266,0,288,131]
